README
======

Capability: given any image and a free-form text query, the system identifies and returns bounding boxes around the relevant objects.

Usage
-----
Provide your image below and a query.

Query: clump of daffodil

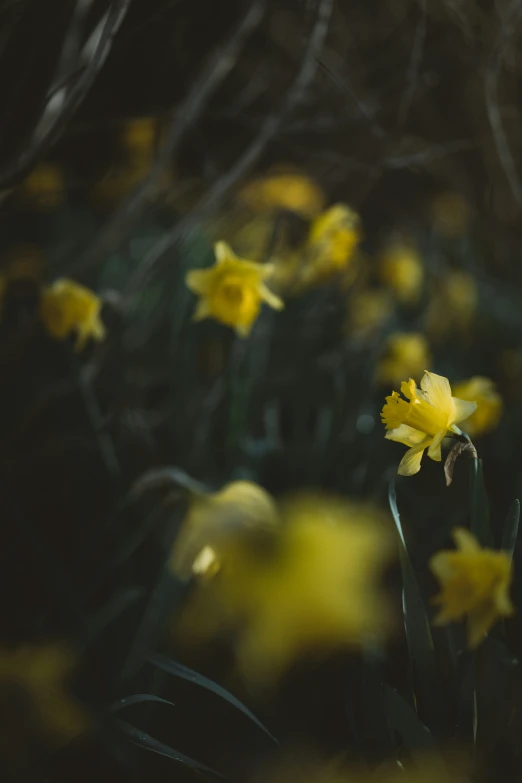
[345,288,394,339]
[430,191,471,239]
[40,278,105,352]
[18,163,65,210]
[378,238,424,304]
[381,371,477,476]
[186,241,283,337]
[451,377,503,437]
[171,480,279,581]
[238,171,325,219]
[430,528,514,648]
[425,270,477,341]
[377,332,431,386]
[176,494,394,683]
[0,644,89,752]
[297,204,361,289]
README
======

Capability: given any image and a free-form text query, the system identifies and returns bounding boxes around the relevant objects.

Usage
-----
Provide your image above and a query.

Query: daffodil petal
[452,397,478,424]
[186,269,212,295]
[259,284,284,311]
[427,429,446,462]
[214,241,236,262]
[193,299,210,321]
[420,371,453,410]
[397,438,430,476]
[467,604,499,648]
[385,423,426,447]
[452,527,480,553]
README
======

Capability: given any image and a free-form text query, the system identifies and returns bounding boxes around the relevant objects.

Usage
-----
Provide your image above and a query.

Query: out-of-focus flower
[171,480,279,580]
[18,164,65,210]
[0,644,89,750]
[4,244,45,283]
[177,494,394,683]
[451,377,502,437]
[425,270,477,341]
[186,241,283,337]
[346,288,394,338]
[430,528,514,648]
[121,117,158,159]
[381,371,477,476]
[40,278,105,352]
[378,239,424,304]
[430,191,471,238]
[298,204,361,289]
[238,172,325,219]
[377,332,431,386]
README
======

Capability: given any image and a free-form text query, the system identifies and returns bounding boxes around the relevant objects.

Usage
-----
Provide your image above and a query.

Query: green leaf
[117,721,229,779]
[383,685,437,751]
[146,652,279,746]
[502,499,520,559]
[388,480,448,733]
[468,458,492,547]
[111,694,176,712]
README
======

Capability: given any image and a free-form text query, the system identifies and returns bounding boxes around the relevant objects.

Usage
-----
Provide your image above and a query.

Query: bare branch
[123,0,334,298]
[73,0,266,276]
[0,0,131,191]
[485,0,522,207]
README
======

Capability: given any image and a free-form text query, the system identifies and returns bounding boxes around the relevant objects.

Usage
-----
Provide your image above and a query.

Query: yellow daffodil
[430,191,471,239]
[177,495,394,683]
[238,172,324,218]
[40,278,105,352]
[430,528,514,648]
[425,270,477,341]
[346,288,393,338]
[0,644,89,749]
[170,480,279,580]
[452,377,503,437]
[299,204,361,288]
[378,240,424,304]
[381,371,477,476]
[18,163,65,210]
[186,241,283,337]
[121,117,157,157]
[377,332,431,386]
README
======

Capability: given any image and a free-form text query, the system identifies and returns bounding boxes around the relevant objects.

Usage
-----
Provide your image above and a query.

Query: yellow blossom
[238,172,325,218]
[40,278,105,351]
[425,270,477,341]
[0,644,89,750]
[377,332,431,386]
[430,191,471,238]
[346,288,393,338]
[4,244,45,283]
[381,371,477,476]
[298,204,361,288]
[18,163,65,210]
[451,377,502,437]
[121,117,157,157]
[170,480,279,580]
[378,239,424,304]
[430,528,514,648]
[177,495,394,683]
[186,241,283,337]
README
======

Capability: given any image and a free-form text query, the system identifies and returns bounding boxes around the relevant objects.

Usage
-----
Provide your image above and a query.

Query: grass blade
[502,498,520,559]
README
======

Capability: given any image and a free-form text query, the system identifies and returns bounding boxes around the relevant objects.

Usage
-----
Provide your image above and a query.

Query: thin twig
[397,0,427,128]
[124,0,334,298]
[73,0,267,276]
[0,0,131,190]
[485,0,522,207]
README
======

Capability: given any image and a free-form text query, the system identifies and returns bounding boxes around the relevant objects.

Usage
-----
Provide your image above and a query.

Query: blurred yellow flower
[378,240,424,304]
[346,288,393,338]
[177,495,394,683]
[381,371,477,476]
[430,191,471,239]
[19,163,65,210]
[170,480,279,580]
[299,204,361,288]
[4,244,45,283]
[0,644,89,748]
[451,376,502,437]
[238,173,324,219]
[186,241,283,337]
[430,528,514,648]
[377,332,431,386]
[40,278,105,352]
[122,117,157,158]
[425,270,477,341]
